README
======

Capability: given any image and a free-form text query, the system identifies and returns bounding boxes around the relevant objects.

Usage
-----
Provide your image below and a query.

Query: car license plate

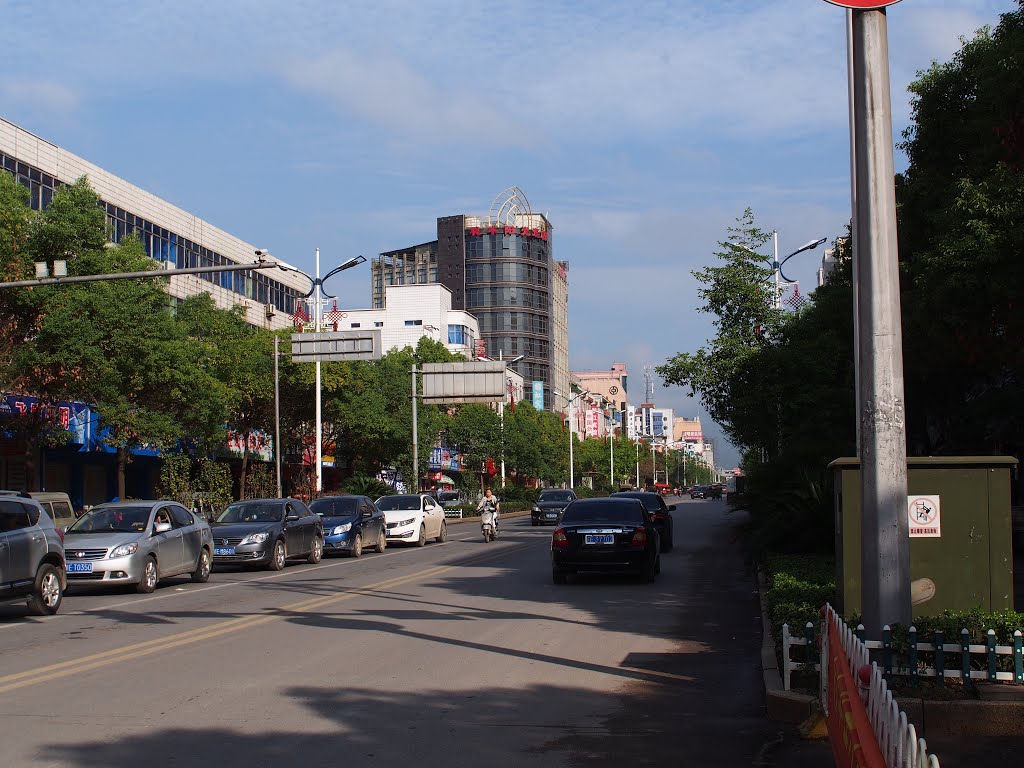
[546,513,558,518]
[584,534,615,545]
[66,561,93,573]
[214,547,235,556]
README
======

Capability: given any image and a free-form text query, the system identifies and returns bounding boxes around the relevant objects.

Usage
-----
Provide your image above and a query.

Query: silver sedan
[63,501,213,593]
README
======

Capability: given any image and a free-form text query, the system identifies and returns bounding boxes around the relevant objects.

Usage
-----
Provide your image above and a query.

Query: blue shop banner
[532,381,544,410]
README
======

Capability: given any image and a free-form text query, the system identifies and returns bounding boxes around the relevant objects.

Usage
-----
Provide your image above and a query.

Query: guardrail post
[805,621,816,666]
[935,630,945,687]
[960,628,971,686]
[882,624,893,678]
[987,629,997,682]
[908,626,918,686]
[1014,630,1023,684]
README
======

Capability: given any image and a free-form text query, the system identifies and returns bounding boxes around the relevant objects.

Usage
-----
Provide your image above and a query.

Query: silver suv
[0,494,66,615]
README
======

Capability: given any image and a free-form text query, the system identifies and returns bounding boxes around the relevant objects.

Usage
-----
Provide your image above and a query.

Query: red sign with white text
[823,1,902,8]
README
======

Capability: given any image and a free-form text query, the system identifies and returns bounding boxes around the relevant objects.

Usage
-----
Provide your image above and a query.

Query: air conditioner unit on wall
[265,304,275,320]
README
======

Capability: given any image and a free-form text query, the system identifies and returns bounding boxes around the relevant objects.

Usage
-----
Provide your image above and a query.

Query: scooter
[481,508,498,542]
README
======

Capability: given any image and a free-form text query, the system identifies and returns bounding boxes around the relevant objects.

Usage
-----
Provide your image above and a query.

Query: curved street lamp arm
[776,237,827,284]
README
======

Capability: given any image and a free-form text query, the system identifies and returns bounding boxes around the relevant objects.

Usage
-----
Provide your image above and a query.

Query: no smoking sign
[907,495,941,538]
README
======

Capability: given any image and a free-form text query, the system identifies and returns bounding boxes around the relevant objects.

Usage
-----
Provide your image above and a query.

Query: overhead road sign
[420,361,509,404]
[291,330,382,363]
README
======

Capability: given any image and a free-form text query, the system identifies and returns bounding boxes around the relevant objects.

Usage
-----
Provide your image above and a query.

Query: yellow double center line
[0,543,528,695]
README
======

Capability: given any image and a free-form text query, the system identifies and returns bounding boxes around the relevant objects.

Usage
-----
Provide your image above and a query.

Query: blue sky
[2,0,1015,468]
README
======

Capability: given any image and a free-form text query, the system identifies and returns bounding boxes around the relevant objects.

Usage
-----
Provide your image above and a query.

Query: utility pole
[274,335,282,498]
[849,2,911,635]
[411,364,419,493]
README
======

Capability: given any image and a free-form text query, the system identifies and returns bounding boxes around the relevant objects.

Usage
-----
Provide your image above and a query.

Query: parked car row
[1,491,454,618]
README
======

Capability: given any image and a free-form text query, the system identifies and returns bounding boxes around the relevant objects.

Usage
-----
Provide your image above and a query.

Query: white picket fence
[818,605,940,768]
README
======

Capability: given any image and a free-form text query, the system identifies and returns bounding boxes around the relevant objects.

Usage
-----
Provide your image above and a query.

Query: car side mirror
[362,510,372,518]
[154,521,172,534]
[285,514,300,522]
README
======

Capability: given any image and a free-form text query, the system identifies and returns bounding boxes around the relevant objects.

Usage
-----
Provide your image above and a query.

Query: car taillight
[552,528,570,549]
[630,529,648,547]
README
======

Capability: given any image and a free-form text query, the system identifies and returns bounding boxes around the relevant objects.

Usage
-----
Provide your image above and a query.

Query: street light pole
[635,440,640,489]
[274,334,282,498]
[609,419,615,489]
[256,248,366,498]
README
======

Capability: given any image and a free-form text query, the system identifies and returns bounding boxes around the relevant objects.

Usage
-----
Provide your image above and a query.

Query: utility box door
[831,456,1017,618]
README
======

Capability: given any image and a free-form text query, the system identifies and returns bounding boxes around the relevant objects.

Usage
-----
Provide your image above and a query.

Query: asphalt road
[0,498,832,767]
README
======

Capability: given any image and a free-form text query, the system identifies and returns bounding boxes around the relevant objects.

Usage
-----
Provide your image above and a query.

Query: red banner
[825,621,886,768]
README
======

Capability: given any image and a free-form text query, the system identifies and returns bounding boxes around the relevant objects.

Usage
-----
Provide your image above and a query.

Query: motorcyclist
[477,488,500,536]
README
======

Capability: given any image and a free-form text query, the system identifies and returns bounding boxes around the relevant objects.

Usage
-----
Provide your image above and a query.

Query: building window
[404,320,423,326]
[350,323,361,328]
[374,321,384,327]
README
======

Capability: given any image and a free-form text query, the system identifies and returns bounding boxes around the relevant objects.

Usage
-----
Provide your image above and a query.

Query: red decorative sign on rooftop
[822,0,902,8]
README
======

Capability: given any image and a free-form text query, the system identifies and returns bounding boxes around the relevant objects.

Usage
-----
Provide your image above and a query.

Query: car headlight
[331,523,352,535]
[240,532,270,546]
[110,542,139,558]
[396,518,415,527]
[532,506,540,512]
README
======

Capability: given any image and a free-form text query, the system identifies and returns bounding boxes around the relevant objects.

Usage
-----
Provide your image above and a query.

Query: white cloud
[1,80,79,117]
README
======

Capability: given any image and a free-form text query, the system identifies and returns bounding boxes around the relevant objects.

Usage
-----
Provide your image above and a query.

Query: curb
[757,567,817,723]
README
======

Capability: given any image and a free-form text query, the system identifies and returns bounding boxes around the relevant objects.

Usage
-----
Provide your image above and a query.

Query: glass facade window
[404,320,422,326]
[0,151,302,316]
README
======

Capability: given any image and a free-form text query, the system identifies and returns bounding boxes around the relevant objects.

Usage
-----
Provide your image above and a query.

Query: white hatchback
[376,494,447,547]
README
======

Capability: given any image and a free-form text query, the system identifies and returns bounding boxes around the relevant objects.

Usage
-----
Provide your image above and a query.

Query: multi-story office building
[574,363,629,412]
[0,116,310,329]
[371,187,567,410]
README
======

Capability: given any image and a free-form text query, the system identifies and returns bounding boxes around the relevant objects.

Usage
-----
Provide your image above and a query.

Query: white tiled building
[339,284,480,359]
[0,116,309,330]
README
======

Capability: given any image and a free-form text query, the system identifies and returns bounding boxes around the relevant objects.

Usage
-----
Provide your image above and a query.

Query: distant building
[673,416,703,449]
[574,363,629,413]
[371,187,567,411]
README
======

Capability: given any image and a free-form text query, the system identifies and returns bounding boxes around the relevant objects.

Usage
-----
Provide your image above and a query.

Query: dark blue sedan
[309,495,387,557]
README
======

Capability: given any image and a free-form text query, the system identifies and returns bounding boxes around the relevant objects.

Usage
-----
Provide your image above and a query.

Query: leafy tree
[897,2,1024,458]
[175,293,274,497]
[446,403,500,494]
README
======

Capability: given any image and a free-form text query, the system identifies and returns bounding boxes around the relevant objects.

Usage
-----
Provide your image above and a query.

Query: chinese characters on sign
[907,495,941,538]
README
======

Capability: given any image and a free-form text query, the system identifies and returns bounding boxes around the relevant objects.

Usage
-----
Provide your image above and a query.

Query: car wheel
[268,540,286,571]
[643,556,659,583]
[137,556,158,593]
[308,536,323,564]
[416,524,426,547]
[27,563,63,615]
[435,521,447,543]
[552,567,567,585]
[375,529,386,553]
[191,549,211,583]
[351,533,363,558]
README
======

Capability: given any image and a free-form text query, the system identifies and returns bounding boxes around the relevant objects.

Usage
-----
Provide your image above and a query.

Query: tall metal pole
[609,420,615,487]
[568,397,575,490]
[411,364,419,493]
[274,334,282,498]
[772,229,780,310]
[853,8,910,635]
[314,248,323,495]
[848,8,862,455]
[635,441,640,489]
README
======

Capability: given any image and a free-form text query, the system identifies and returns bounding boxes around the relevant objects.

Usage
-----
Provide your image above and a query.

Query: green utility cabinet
[830,456,1018,618]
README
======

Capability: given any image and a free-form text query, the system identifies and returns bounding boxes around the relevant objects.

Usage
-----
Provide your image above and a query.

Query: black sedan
[690,485,708,499]
[531,489,577,526]
[310,495,386,557]
[211,498,323,570]
[611,491,675,552]
[551,497,660,584]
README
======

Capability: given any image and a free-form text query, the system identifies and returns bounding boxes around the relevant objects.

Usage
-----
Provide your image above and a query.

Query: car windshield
[68,505,152,533]
[538,491,574,502]
[616,493,660,512]
[437,492,461,502]
[217,502,284,523]
[560,502,644,524]
[310,497,360,517]
[376,495,422,511]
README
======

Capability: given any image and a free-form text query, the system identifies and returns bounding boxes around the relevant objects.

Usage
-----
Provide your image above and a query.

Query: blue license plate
[67,562,93,573]
[584,534,615,545]
[546,513,558,518]
[214,547,235,556]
